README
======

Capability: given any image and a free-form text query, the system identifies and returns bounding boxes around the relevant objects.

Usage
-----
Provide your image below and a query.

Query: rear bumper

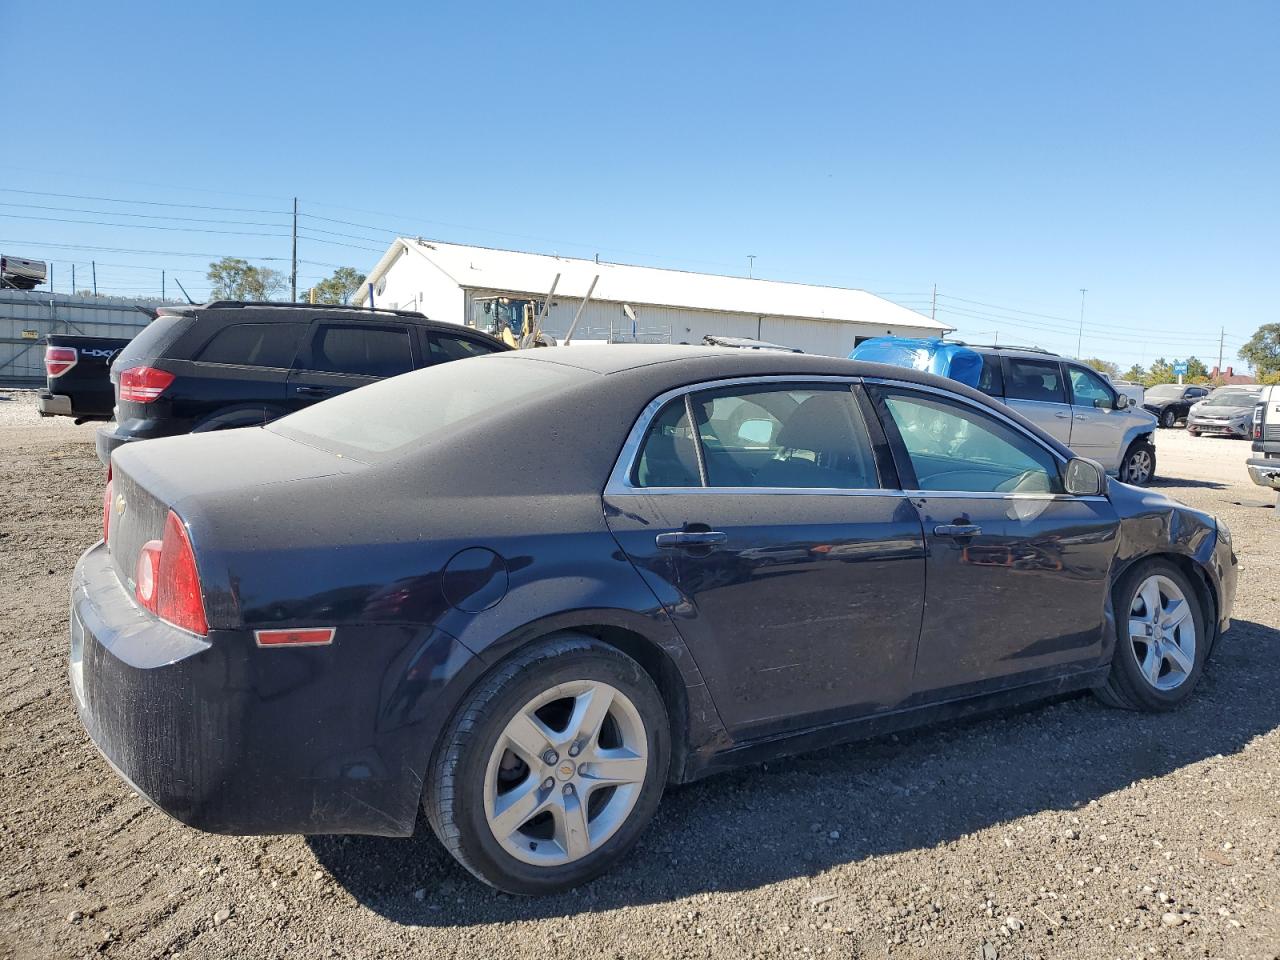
[1246,457,1280,491]
[95,425,135,465]
[70,540,478,836]
[37,392,74,416]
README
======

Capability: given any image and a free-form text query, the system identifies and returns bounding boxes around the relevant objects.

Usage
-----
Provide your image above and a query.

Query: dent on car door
[1000,356,1072,445]
[286,322,416,405]
[602,380,926,740]
[868,384,1118,698]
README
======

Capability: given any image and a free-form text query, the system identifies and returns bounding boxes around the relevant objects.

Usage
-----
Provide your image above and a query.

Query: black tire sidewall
[1161,410,1176,427]
[437,642,669,894]
[1122,441,1156,486]
[1109,560,1208,709]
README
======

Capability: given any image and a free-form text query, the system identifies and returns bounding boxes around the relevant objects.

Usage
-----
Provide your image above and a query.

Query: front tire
[1119,440,1156,486]
[425,635,670,895]
[1095,560,1208,711]
[1160,409,1177,428]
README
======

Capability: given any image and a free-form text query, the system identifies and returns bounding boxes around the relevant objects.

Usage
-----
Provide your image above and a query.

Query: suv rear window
[112,313,193,371]
[310,325,413,377]
[196,322,304,368]
[428,332,501,364]
[1003,357,1066,404]
[976,354,1004,397]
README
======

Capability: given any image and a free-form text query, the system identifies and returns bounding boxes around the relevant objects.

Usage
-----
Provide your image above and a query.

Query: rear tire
[1095,560,1208,711]
[1119,440,1156,486]
[424,635,670,895]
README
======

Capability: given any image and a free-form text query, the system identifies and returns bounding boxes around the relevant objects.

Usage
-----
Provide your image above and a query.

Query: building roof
[355,238,948,332]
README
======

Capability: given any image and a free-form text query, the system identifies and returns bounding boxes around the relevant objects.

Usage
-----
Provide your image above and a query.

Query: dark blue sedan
[71,346,1237,894]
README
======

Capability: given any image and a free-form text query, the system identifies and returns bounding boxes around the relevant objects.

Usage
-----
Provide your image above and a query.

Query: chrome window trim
[604,373,1109,502]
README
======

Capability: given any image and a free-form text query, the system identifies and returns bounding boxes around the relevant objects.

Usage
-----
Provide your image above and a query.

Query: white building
[353,238,949,356]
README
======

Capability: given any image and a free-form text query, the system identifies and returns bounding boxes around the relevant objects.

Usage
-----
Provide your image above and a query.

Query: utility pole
[747,255,755,279]
[71,264,76,294]
[162,270,166,301]
[92,261,97,298]
[1076,288,1087,358]
[1217,326,1225,378]
[291,197,298,302]
[930,284,937,322]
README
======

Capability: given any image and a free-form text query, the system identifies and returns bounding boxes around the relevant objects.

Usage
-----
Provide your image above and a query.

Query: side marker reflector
[254,627,336,647]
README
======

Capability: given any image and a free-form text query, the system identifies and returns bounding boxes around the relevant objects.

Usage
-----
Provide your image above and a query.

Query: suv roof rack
[196,300,429,319]
[945,339,1058,356]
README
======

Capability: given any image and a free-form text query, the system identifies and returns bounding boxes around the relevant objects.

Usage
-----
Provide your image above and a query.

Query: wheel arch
[191,403,289,433]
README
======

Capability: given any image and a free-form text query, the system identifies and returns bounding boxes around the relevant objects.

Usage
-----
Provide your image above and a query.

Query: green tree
[1120,364,1146,382]
[1083,357,1119,378]
[1185,356,1209,380]
[1239,323,1280,376]
[308,266,366,305]
[207,257,287,301]
[1144,358,1175,386]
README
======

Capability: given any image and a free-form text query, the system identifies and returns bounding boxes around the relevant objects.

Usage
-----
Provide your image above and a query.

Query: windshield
[1145,385,1183,399]
[268,356,584,461]
[1202,391,1259,408]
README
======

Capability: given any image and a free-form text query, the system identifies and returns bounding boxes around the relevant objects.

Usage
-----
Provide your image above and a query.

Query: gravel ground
[1,388,1277,960]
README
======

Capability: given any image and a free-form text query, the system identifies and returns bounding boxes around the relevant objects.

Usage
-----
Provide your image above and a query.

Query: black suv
[96,302,508,465]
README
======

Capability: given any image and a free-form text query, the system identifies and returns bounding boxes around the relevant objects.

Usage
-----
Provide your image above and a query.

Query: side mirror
[1064,457,1107,497]
[1112,394,1132,410]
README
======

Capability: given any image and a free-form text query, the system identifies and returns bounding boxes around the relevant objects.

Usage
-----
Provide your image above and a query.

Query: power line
[0,200,290,228]
[0,212,291,238]
[0,187,290,215]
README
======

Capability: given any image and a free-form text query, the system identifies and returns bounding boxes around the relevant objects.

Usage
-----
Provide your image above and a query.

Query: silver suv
[969,346,1159,484]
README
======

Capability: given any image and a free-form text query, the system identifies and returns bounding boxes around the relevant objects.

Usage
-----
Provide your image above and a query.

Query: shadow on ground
[308,618,1279,926]
[1148,476,1227,490]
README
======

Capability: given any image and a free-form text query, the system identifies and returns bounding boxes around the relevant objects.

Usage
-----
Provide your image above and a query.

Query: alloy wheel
[1161,410,1176,427]
[483,680,649,867]
[1128,574,1197,691]
[1125,448,1153,484]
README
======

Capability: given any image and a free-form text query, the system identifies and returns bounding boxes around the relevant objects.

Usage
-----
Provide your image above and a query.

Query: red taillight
[103,472,113,543]
[45,345,77,378]
[134,510,208,635]
[119,366,175,403]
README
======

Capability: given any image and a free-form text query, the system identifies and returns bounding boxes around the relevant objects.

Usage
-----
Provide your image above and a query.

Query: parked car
[1186,386,1262,438]
[71,346,1236,894]
[1107,377,1146,407]
[95,301,508,464]
[1247,384,1280,501]
[1142,383,1210,428]
[37,334,131,421]
[966,346,1159,484]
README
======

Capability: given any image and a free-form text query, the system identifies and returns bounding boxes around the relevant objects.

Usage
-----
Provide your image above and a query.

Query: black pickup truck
[38,335,132,421]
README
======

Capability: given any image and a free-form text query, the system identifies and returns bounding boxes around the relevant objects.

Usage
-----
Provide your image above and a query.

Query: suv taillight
[134,511,208,635]
[119,366,175,403]
[1255,405,1264,441]
[45,346,77,377]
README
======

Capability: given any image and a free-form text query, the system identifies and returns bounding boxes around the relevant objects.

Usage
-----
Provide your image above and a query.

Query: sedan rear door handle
[1054,411,1071,419]
[656,530,727,548]
[295,385,333,397]
[934,524,982,538]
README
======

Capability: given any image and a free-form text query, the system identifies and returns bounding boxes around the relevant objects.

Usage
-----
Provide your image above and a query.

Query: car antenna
[172,277,197,305]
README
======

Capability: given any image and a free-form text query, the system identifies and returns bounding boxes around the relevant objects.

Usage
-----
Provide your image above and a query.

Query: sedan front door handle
[933,524,982,538]
[1054,411,1071,419]
[655,530,727,548]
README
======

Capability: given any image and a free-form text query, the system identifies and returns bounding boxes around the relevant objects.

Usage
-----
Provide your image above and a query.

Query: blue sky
[3,1,1276,371]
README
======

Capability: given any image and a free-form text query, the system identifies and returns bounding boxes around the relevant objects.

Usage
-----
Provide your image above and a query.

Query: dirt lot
[1,389,1276,960]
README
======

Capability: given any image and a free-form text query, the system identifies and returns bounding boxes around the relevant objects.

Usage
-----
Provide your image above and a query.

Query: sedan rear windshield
[268,356,583,461]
